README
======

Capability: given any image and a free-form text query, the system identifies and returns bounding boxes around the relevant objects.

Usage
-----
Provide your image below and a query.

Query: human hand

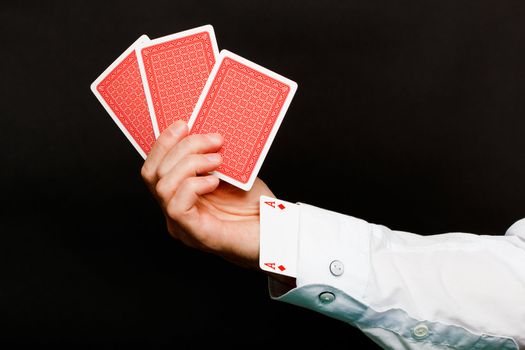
[141,121,274,269]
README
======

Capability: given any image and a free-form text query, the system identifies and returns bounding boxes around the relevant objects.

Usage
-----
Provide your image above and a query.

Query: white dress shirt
[263,201,525,349]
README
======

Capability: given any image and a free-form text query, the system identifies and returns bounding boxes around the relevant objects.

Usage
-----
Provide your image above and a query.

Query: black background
[2,0,525,348]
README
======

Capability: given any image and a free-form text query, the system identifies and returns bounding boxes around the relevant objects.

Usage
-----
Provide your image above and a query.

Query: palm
[201,178,274,220]
[169,177,274,268]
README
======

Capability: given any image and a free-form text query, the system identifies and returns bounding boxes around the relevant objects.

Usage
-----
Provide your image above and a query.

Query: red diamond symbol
[278,204,285,210]
[278,265,286,271]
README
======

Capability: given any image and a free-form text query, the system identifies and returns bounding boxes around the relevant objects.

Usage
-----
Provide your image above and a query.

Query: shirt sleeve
[264,202,525,349]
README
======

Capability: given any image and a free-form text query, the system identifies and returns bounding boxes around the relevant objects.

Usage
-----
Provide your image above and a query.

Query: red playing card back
[95,50,155,156]
[140,31,217,134]
[190,56,292,185]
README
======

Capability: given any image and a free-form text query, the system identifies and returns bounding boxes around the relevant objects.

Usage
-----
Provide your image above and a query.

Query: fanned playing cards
[91,25,297,190]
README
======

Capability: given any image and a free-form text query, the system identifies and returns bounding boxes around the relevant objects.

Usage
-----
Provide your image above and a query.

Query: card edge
[90,35,152,159]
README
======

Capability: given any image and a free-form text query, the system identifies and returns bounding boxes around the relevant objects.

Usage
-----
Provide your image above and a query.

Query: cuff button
[319,292,335,304]
[412,324,429,340]
[329,260,344,276]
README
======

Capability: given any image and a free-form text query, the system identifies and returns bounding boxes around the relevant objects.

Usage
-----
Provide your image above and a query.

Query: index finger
[141,121,188,184]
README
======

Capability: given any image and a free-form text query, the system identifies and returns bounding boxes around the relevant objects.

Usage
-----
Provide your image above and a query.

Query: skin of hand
[140,120,275,270]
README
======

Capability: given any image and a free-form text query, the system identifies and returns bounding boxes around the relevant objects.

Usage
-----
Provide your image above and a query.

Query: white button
[412,324,429,340]
[319,292,335,304]
[330,260,344,276]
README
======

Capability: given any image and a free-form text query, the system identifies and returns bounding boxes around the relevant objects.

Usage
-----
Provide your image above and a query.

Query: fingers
[166,175,220,223]
[141,122,225,249]
[141,121,188,186]
[156,133,223,179]
[155,153,222,204]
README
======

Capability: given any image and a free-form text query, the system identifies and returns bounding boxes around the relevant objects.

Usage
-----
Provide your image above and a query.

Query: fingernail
[169,121,186,136]
[206,153,222,163]
[207,133,223,143]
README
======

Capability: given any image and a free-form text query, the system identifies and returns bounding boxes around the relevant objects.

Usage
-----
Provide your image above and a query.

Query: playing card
[188,50,298,191]
[259,196,300,278]
[137,25,219,137]
[90,35,155,159]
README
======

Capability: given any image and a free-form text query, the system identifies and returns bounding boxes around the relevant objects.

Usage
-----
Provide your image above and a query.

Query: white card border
[90,34,150,159]
[136,24,220,138]
[258,195,299,278]
[187,49,298,191]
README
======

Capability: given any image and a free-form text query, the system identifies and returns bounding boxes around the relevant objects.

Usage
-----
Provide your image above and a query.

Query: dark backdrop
[2,0,525,348]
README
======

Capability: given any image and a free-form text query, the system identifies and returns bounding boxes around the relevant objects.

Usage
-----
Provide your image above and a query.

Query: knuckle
[156,162,174,179]
[160,124,178,141]
[155,179,171,199]
[156,165,167,179]
[156,134,172,151]
[179,153,193,165]
[178,136,195,153]
[181,177,199,192]
[181,134,207,152]
[140,164,153,182]
[181,154,201,171]
[166,201,183,220]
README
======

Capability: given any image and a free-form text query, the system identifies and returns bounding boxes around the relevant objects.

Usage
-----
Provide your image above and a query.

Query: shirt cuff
[266,202,372,315]
[294,203,371,299]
